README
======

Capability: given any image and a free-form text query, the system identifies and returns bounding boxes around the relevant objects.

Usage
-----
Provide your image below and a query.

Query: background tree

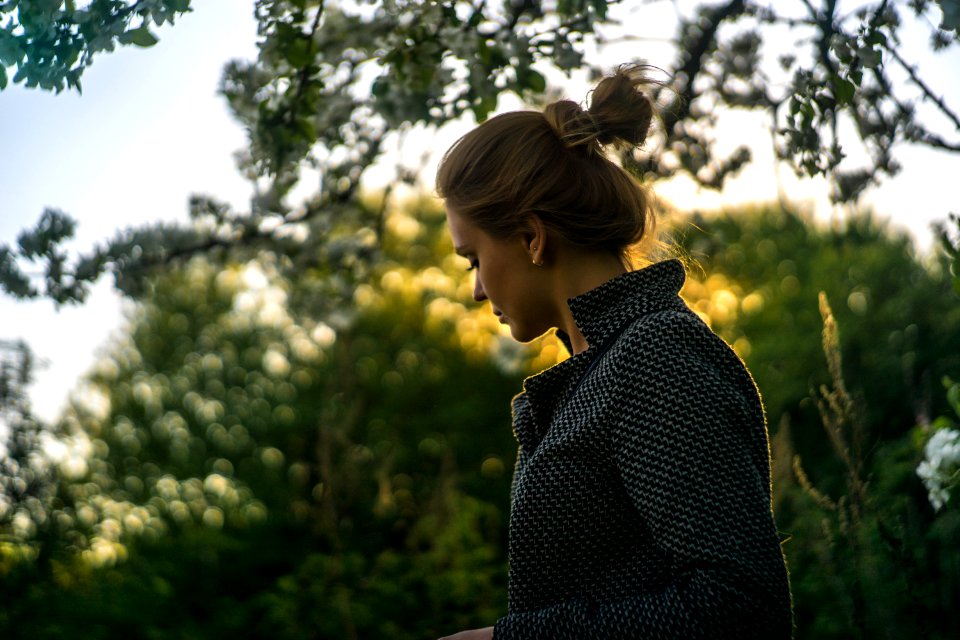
[1,199,535,639]
[0,0,191,92]
[0,340,53,554]
[4,201,960,638]
[675,206,960,638]
[678,206,960,453]
[3,1,960,638]
[2,0,958,307]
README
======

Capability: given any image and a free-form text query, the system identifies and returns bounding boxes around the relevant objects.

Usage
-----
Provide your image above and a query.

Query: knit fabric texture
[493,259,792,639]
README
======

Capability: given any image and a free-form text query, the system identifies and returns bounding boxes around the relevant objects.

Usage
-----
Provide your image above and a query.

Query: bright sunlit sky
[1,0,958,423]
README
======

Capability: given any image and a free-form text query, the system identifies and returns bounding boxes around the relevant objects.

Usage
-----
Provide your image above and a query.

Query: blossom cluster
[917,427,960,511]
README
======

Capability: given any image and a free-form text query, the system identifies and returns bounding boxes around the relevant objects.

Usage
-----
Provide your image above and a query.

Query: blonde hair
[436,64,658,267]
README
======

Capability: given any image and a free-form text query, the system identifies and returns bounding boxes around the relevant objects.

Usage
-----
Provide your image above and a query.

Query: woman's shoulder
[600,306,766,430]
[618,305,716,353]
[610,305,753,388]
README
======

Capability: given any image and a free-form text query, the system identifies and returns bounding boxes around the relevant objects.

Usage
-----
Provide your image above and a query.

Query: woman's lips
[494,310,508,324]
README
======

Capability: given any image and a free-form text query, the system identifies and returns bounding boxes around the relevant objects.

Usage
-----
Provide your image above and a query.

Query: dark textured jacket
[493,260,792,639]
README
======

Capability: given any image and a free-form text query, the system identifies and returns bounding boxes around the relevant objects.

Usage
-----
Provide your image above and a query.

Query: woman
[435,65,792,639]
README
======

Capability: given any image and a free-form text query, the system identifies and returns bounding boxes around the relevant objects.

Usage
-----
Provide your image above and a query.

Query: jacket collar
[558,258,687,352]
[512,259,687,452]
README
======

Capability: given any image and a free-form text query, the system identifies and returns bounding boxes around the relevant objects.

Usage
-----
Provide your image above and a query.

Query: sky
[1,0,259,423]
[1,0,959,424]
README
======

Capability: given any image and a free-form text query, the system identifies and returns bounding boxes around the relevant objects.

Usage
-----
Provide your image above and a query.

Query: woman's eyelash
[466,259,478,271]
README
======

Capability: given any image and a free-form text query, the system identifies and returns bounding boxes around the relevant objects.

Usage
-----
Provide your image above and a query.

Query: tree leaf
[525,70,546,93]
[833,75,856,105]
[936,0,960,33]
[126,27,159,48]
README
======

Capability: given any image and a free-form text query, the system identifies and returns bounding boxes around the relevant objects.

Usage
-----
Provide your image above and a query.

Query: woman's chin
[501,319,526,342]
[508,323,549,344]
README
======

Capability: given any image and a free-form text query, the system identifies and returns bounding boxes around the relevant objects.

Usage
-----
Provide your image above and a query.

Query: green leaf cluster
[5,2,960,313]
[4,201,960,638]
[675,205,960,638]
[1,197,521,638]
[0,0,192,93]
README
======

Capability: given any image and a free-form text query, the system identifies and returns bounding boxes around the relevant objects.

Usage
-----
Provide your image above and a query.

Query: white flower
[917,428,960,511]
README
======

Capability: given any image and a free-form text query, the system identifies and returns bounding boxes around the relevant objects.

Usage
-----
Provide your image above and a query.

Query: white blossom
[917,428,960,511]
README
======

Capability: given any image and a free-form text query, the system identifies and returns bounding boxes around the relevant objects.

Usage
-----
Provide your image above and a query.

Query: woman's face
[446,207,554,343]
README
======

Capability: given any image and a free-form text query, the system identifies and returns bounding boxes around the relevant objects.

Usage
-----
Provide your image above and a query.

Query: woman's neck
[552,252,628,355]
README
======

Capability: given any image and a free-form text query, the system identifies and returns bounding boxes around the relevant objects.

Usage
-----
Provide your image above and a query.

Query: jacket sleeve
[493,313,792,640]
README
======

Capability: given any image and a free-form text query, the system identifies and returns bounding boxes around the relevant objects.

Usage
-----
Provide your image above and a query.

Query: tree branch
[662,0,749,132]
[273,1,327,170]
[909,130,960,152]
[883,40,960,132]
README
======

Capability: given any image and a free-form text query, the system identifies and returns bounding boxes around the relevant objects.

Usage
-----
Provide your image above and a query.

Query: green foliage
[3,1,960,635]
[679,206,960,473]
[935,212,960,295]
[0,339,55,549]
[0,0,192,93]
[1,198,520,638]
[936,0,960,33]
[4,202,960,638]
[0,205,219,305]
[674,205,960,638]
[781,302,960,640]
[5,1,959,310]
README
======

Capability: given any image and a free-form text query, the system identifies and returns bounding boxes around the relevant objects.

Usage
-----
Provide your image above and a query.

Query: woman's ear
[523,214,547,266]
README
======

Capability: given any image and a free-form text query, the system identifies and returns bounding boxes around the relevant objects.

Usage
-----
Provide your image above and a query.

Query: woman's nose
[473,274,487,302]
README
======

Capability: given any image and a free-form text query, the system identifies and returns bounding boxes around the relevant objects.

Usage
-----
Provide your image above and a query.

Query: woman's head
[436,64,658,268]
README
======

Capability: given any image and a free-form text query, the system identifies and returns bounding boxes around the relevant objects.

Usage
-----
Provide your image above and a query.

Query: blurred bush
[676,205,960,639]
[1,198,522,639]
[2,202,959,639]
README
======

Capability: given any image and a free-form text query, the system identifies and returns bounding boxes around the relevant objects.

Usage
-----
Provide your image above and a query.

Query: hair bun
[542,100,597,153]
[543,64,655,156]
